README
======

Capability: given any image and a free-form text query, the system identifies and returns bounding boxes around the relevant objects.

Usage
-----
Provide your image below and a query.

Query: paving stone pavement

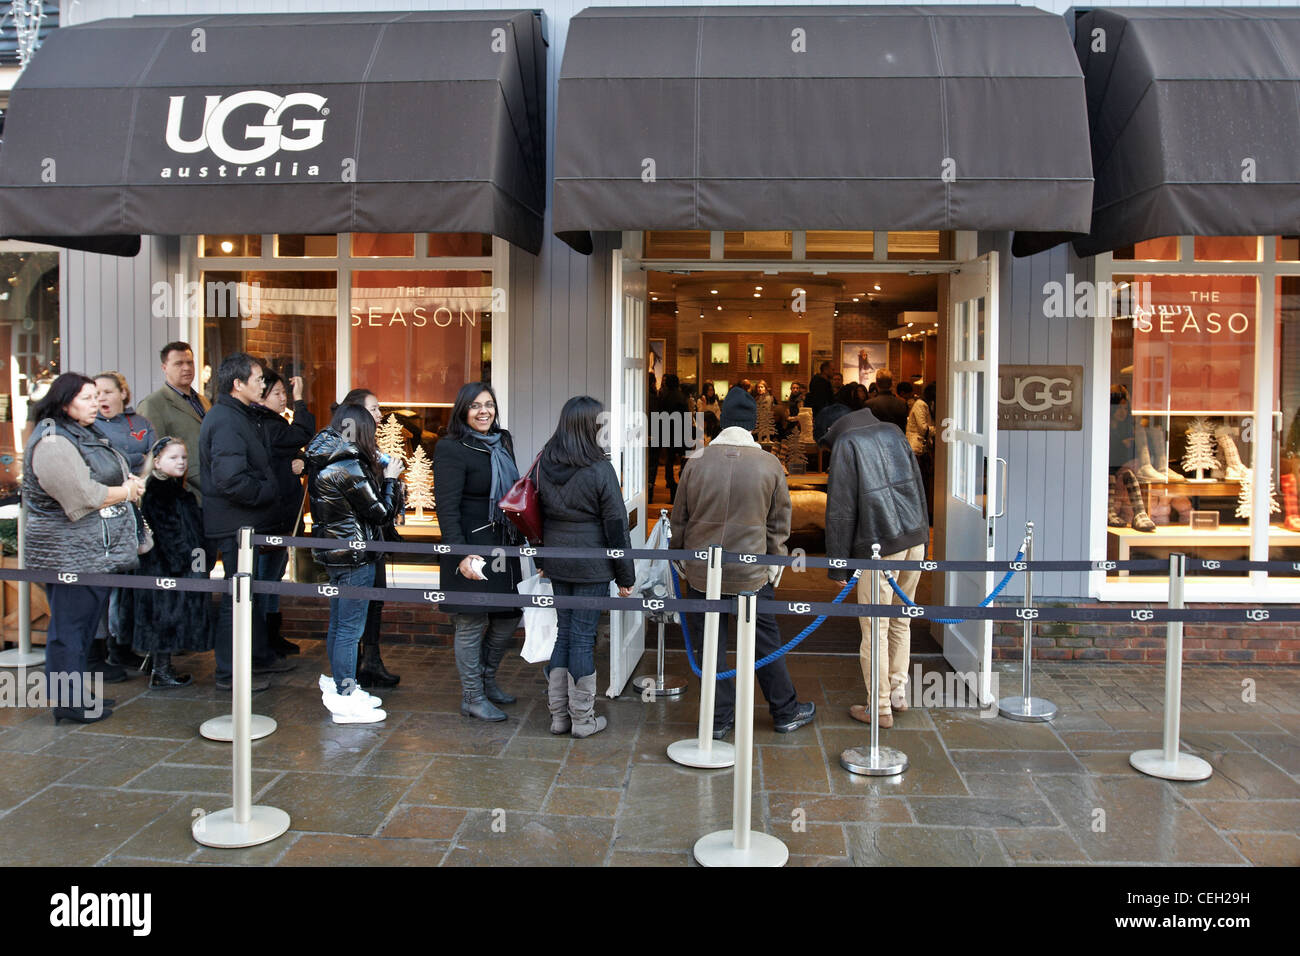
[0,645,1296,867]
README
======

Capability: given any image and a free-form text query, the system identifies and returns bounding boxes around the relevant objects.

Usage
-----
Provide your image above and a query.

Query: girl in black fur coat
[113,437,216,687]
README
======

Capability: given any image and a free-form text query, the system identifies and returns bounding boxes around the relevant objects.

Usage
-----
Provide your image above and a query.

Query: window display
[1106,260,1300,575]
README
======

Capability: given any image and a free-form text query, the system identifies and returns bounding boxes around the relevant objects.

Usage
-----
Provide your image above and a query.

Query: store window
[887,231,951,260]
[350,269,492,447]
[1113,237,1179,261]
[198,234,498,472]
[202,270,339,422]
[1101,238,1300,585]
[723,231,792,259]
[643,231,711,259]
[1,249,60,495]
[806,230,874,260]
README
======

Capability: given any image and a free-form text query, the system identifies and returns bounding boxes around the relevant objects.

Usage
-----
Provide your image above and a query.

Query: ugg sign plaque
[998,365,1083,431]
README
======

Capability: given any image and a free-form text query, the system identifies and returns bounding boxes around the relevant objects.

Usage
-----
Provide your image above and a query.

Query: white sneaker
[318,674,381,710]
[890,687,909,712]
[323,688,387,724]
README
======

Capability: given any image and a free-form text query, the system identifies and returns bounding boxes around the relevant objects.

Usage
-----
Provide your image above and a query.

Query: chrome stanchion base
[191,805,290,848]
[840,746,908,776]
[667,738,735,769]
[693,829,788,867]
[633,674,688,699]
[998,695,1058,722]
[200,714,277,742]
[0,649,44,667]
[1129,749,1213,782]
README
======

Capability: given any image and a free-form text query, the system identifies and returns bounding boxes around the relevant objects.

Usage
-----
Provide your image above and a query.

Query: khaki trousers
[856,543,925,714]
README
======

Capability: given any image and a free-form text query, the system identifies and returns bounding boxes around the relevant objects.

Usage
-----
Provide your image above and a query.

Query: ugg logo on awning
[165,91,328,165]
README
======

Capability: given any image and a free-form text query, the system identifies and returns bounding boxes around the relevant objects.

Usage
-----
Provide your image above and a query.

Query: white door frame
[606,248,648,697]
[942,251,1002,706]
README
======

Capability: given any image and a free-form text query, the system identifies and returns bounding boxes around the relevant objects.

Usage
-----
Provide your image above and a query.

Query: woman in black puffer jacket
[304,404,404,724]
[535,396,636,738]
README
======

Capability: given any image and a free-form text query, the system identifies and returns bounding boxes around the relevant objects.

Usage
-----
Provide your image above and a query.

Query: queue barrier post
[194,526,291,848]
[0,498,44,668]
[841,544,907,777]
[633,510,688,700]
[200,528,277,743]
[693,591,788,867]
[998,522,1057,722]
[1130,553,1213,781]
[667,545,735,769]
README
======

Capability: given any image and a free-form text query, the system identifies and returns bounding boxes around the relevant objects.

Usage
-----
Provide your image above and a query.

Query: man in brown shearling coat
[671,387,816,738]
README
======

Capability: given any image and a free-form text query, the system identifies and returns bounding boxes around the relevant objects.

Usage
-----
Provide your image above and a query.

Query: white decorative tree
[404,446,435,520]
[1235,468,1281,520]
[376,413,406,461]
[1181,417,1219,480]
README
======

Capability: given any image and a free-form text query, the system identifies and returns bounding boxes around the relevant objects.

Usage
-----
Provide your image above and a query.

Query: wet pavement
[0,644,1296,867]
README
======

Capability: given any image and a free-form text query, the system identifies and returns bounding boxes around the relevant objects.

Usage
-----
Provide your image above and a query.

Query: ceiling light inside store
[754,285,763,291]
[710,289,718,294]
[220,240,234,253]
[873,283,881,291]
[753,293,760,298]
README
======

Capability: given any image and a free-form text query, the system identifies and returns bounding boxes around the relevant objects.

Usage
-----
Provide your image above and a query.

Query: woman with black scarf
[432,382,523,721]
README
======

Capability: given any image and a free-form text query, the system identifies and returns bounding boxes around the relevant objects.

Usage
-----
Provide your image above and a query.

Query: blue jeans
[44,583,111,709]
[548,580,608,680]
[325,562,375,693]
[255,547,290,617]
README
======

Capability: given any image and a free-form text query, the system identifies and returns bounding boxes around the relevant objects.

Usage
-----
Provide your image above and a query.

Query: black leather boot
[265,611,299,655]
[480,616,517,705]
[150,653,193,689]
[357,643,400,688]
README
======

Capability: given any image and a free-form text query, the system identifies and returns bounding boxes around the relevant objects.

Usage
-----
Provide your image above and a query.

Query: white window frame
[1090,235,1300,603]
[186,233,509,421]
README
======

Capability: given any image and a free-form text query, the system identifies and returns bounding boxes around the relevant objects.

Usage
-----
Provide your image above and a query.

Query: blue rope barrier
[668,562,859,680]
[883,547,1025,623]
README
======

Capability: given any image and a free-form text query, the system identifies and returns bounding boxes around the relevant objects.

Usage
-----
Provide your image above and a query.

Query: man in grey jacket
[672,387,815,738]
[822,406,929,728]
[137,342,210,500]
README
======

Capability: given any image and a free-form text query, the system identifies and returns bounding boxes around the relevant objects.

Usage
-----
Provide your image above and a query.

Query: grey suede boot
[567,672,607,738]
[455,625,506,722]
[481,615,518,705]
[546,667,571,734]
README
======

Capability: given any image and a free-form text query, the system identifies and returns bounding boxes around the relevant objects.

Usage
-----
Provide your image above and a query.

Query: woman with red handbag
[433,382,523,721]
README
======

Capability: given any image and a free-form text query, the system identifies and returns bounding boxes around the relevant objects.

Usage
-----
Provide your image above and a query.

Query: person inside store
[807,361,834,416]
[335,386,403,688]
[906,382,938,523]
[656,373,691,503]
[199,353,296,693]
[647,372,664,502]
[432,381,523,722]
[92,370,156,679]
[113,436,215,688]
[253,368,317,658]
[671,386,816,738]
[698,381,721,419]
[821,395,929,729]
[1107,385,1155,531]
[137,342,210,499]
[866,370,908,432]
[23,373,144,724]
[304,403,405,725]
[897,380,915,409]
[535,395,636,738]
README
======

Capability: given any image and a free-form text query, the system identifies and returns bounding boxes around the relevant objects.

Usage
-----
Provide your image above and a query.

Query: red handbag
[499,452,544,544]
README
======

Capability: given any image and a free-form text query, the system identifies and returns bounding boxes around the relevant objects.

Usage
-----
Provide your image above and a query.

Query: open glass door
[943,252,1003,705]
[606,249,647,697]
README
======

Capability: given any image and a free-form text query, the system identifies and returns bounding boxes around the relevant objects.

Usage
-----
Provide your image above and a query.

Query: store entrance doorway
[642,266,942,656]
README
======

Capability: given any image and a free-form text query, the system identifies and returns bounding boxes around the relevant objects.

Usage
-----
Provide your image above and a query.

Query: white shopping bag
[517,571,558,663]
[631,514,676,623]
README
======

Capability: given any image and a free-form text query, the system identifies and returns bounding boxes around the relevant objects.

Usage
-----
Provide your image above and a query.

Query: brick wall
[991,605,1299,663]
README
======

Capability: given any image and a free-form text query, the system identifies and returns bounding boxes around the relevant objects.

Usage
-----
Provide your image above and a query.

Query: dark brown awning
[1016,7,1300,258]
[0,11,547,255]
[554,5,1094,254]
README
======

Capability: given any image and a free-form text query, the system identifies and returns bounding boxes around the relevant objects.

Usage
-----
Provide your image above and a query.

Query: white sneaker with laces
[890,687,909,712]
[318,674,381,709]
[328,691,387,725]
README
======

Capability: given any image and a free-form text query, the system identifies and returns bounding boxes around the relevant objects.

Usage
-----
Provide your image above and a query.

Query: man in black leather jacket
[822,406,929,728]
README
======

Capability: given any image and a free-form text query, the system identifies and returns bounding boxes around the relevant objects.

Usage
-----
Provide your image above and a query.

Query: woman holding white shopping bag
[534,396,636,737]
